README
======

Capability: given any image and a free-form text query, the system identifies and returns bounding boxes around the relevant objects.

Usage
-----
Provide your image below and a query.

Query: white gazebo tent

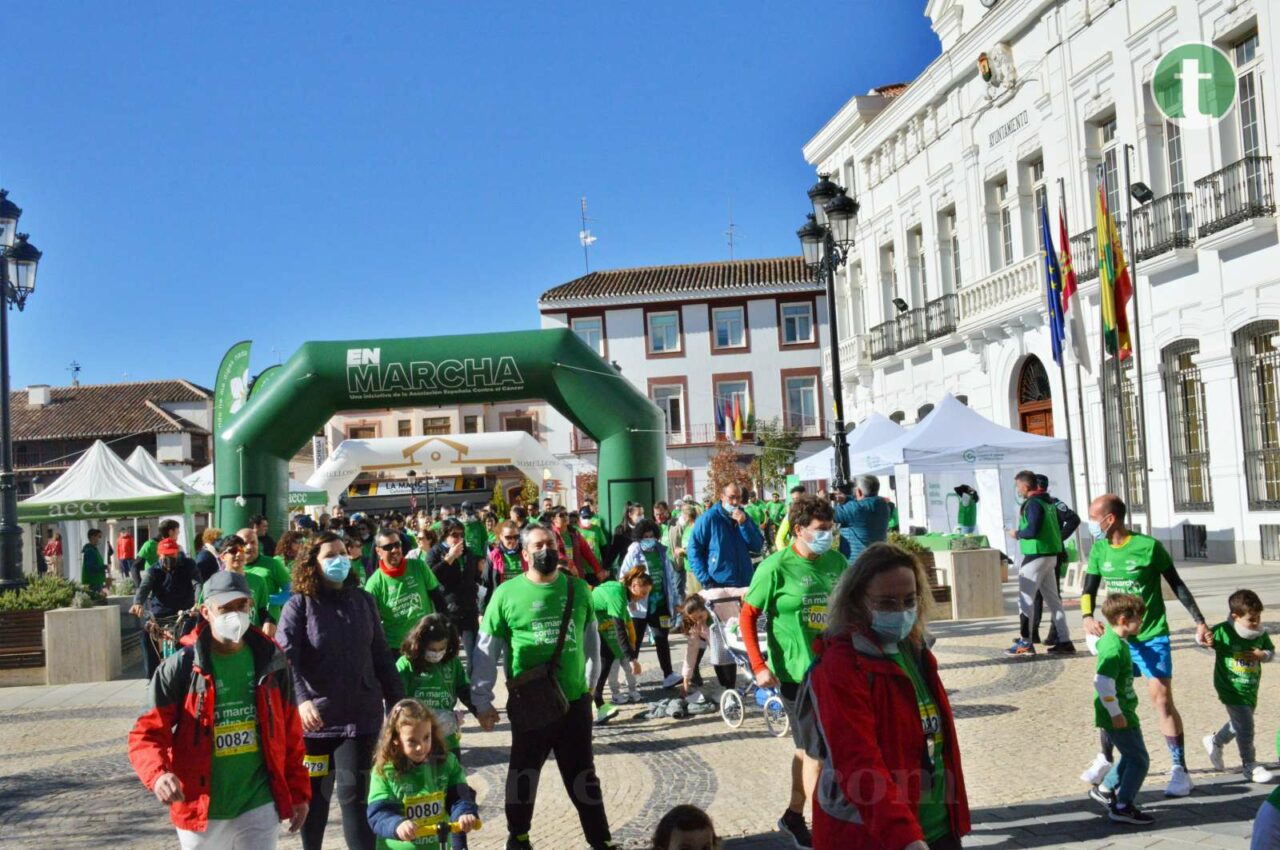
[307,432,576,508]
[126,447,214,552]
[850,394,1070,558]
[17,441,188,581]
[793,412,907,481]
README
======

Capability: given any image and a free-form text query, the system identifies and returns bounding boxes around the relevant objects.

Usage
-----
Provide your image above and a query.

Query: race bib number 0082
[214,720,258,757]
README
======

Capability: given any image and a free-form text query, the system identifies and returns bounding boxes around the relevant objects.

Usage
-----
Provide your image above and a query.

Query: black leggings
[635,613,673,678]
[694,647,738,688]
[506,695,611,846]
[302,733,378,850]
[594,640,619,707]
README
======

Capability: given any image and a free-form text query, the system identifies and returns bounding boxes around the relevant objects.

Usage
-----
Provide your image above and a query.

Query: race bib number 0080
[214,720,258,757]
[406,789,446,836]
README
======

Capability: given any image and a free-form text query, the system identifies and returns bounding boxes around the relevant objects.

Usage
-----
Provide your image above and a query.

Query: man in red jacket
[128,570,310,848]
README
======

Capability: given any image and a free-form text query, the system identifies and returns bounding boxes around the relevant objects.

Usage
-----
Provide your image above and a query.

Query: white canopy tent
[793,412,907,481]
[185,465,330,509]
[306,432,576,508]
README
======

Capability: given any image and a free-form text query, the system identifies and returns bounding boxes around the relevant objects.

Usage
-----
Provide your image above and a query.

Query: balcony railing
[1068,229,1097,281]
[1195,155,1275,237]
[925,293,958,339]
[957,253,1041,327]
[895,308,926,349]
[1133,192,1194,261]
[869,320,898,360]
[571,430,597,453]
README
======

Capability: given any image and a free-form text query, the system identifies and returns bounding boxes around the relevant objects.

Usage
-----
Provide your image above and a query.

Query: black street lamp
[0,189,44,592]
[797,174,858,487]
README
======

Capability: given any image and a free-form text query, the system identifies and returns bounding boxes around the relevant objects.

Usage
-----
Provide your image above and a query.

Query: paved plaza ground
[3,560,1280,848]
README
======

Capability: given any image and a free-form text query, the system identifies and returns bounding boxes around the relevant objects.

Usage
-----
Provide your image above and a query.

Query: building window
[652,385,685,438]
[956,394,969,406]
[397,419,412,437]
[880,243,898,321]
[989,176,1014,269]
[781,302,815,344]
[463,415,480,434]
[909,226,928,304]
[784,376,820,436]
[938,208,960,292]
[917,403,934,422]
[889,410,906,424]
[570,317,605,356]
[1166,121,1185,193]
[1102,363,1145,513]
[647,311,681,354]
[1030,157,1048,249]
[712,306,746,349]
[503,415,536,437]
[1100,115,1121,219]
[1234,320,1280,509]
[349,425,376,440]
[1161,341,1213,511]
[1236,32,1264,158]
[421,417,450,435]
[714,379,749,431]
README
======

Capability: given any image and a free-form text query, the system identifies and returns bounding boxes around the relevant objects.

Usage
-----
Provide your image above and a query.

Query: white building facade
[806,0,1280,563]
[539,257,833,502]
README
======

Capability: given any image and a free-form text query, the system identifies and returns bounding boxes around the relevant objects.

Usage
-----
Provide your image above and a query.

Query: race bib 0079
[303,753,330,777]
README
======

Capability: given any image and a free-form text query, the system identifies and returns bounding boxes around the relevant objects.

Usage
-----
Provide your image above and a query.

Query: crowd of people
[120,477,1280,850]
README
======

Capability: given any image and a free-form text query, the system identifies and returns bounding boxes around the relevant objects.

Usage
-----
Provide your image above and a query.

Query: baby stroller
[703,593,789,738]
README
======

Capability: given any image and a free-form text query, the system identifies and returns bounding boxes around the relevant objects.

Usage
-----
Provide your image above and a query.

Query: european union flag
[1041,204,1066,367]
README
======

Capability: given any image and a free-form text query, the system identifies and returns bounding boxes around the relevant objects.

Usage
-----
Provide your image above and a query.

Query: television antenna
[725,199,739,260]
[578,196,598,273]
[66,361,82,387]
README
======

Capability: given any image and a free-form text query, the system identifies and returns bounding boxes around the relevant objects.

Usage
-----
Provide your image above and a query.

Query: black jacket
[133,558,202,617]
[426,543,483,631]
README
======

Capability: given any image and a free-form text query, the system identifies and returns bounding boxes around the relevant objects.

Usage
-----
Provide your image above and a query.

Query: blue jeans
[1103,726,1150,806]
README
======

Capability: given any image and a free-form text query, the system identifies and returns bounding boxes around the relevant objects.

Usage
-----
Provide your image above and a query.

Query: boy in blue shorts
[1080,494,1212,798]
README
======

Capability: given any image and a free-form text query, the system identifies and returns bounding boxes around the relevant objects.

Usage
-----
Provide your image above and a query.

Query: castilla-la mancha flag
[1095,185,1133,360]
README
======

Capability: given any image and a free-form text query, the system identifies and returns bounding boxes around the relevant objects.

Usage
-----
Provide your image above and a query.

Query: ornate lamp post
[797,175,858,487]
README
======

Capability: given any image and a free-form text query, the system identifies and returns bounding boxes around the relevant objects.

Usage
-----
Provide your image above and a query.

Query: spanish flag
[1096,184,1133,360]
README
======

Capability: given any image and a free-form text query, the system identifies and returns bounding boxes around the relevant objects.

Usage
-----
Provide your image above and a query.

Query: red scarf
[379,559,407,579]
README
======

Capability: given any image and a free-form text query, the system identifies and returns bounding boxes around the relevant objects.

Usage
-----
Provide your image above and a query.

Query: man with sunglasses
[362,528,449,658]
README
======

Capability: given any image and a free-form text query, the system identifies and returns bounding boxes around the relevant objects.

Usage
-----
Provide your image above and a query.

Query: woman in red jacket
[801,542,970,850]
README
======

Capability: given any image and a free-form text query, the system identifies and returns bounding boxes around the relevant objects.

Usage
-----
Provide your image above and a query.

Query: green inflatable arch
[215,329,666,536]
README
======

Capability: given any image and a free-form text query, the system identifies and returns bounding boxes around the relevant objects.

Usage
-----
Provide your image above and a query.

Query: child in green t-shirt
[1091,593,1154,826]
[367,699,479,850]
[1204,589,1275,782]
[397,615,482,759]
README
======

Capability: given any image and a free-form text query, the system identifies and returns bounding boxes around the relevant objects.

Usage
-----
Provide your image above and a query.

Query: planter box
[0,609,46,669]
[45,605,121,685]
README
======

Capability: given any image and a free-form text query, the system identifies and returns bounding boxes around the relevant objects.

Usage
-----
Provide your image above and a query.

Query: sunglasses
[500,535,519,542]
[379,542,402,551]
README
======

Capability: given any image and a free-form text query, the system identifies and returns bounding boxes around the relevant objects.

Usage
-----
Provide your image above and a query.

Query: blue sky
[6,2,938,389]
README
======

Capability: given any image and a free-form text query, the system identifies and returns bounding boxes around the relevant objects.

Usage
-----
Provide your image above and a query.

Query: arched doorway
[1016,356,1054,436]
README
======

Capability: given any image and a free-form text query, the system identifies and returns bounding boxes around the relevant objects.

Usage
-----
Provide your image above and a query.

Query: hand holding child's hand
[479,708,499,732]
[1111,715,1128,730]
[1252,648,1269,661]
[395,819,418,841]
[458,814,479,833]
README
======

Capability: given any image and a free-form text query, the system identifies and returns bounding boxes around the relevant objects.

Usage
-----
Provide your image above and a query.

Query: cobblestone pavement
[3,561,1280,849]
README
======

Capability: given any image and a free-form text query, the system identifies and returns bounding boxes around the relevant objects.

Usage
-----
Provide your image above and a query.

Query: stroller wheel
[720,689,745,729]
[763,694,790,738]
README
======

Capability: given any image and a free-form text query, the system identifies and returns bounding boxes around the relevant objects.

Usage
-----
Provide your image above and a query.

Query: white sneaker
[1245,764,1275,783]
[662,672,683,689]
[627,689,643,704]
[1164,765,1194,798]
[612,691,630,705]
[1203,734,1225,772]
[689,691,707,705]
[1080,753,1113,786]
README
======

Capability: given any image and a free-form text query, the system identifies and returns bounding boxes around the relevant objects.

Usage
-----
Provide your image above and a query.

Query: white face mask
[423,649,447,664]
[211,610,251,643]
[1235,620,1265,641]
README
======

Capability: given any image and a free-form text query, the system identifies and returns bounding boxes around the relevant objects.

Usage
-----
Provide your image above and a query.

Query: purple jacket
[277,582,404,738]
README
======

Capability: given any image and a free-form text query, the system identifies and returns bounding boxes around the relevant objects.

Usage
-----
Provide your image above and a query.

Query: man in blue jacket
[833,475,891,564]
[687,483,764,589]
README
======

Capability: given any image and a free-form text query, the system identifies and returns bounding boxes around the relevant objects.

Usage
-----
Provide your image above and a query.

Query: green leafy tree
[519,476,540,507]
[490,481,509,518]
[753,417,803,496]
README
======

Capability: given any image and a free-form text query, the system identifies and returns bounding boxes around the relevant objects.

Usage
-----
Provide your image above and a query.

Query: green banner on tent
[17,493,188,523]
[214,340,252,438]
[287,489,328,508]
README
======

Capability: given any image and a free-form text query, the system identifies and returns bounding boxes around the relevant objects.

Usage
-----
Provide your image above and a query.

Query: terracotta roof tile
[540,256,817,303]
[12,380,211,441]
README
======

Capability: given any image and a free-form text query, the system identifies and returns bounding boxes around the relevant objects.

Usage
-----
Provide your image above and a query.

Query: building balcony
[1133,192,1194,261]
[925,293,959,339]
[571,430,598,453]
[956,252,1042,332]
[1196,155,1275,238]
[824,335,871,383]
[895,308,926,350]
[869,320,898,360]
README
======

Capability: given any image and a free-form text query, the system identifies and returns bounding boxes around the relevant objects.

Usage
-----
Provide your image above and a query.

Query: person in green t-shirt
[364,529,446,655]
[740,494,847,846]
[397,614,481,756]
[204,535,272,633]
[138,518,183,570]
[1080,494,1212,798]
[470,524,614,849]
[239,527,293,623]
[367,699,479,849]
[1090,593,1154,825]
[953,485,979,534]
[81,528,108,594]
[590,573,650,723]
[576,508,611,578]
[1204,589,1276,783]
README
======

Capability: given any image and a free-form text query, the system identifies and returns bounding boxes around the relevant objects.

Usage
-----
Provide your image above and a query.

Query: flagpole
[1058,178,1093,509]
[1123,144,1154,532]
[1094,165,1128,507]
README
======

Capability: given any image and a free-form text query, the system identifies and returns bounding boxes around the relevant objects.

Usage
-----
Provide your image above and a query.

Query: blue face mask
[803,529,834,556]
[321,555,351,583]
[640,538,657,551]
[871,606,918,643]
[1087,520,1106,541]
